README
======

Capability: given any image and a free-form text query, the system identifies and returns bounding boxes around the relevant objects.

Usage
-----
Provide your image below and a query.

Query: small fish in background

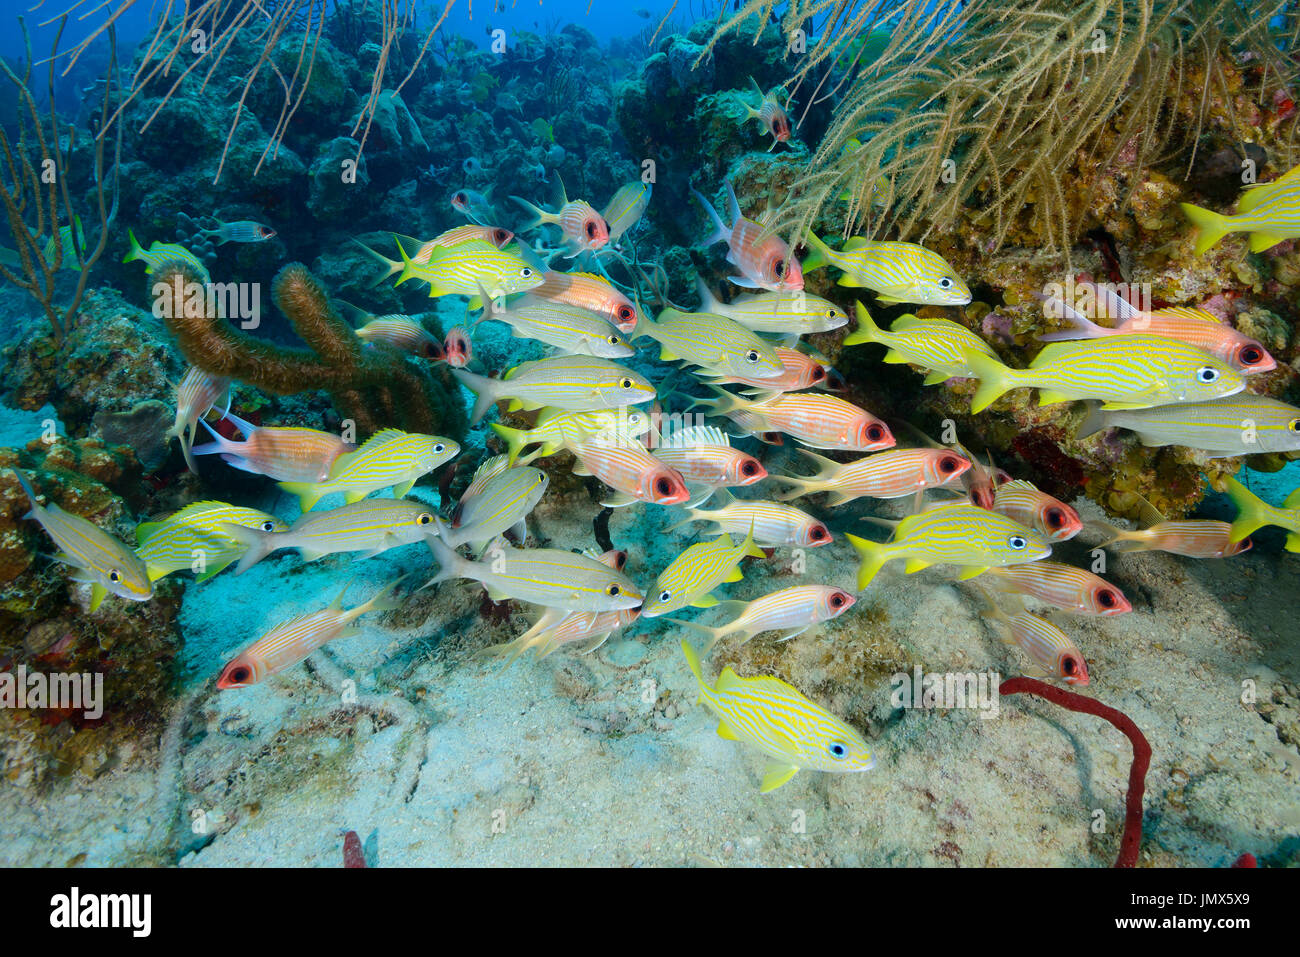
[135,501,288,583]
[191,410,354,484]
[640,524,766,618]
[990,480,1083,542]
[164,367,230,474]
[680,640,874,793]
[450,188,497,225]
[512,176,610,257]
[695,387,894,452]
[278,428,459,512]
[740,77,793,149]
[453,356,655,424]
[801,232,971,305]
[443,326,472,367]
[435,455,548,555]
[1076,393,1300,457]
[526,270,641,332]
[693,180,803,291]
[694,280,847,338]
[1092,492,1251,559]
[354,315,445,360]
[602,181,652,245]
[223,498,441,574]
[1223,476,1300,550]
[570,435,691,507]
[843,304,995,384]
[667,490,832,548]
[958,445,1003,510]
[216,579,403,689]
[773,447,971,505]
[9,469,153,610]
[671,584,856,650]
[1037,281,1275,373]
[489,407,652,463]
[635,308,785,380]
[123,229,211,283]
[473,283,632,358]
[981,595,1090,686]
[1,216,88,273]
[425,535,643,612]
[1180,163,1300,253]
[196,218,276,244]
[650,424,766,507]
[847,502,1052,587]
[962,335,1245,414]
[983,562,1131,616]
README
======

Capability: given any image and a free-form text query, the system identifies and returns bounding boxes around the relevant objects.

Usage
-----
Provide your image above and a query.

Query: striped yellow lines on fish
[437,455,548,554]
[1076,393,1300,457]
[681,640,874,792]
[135,501,288,583]
[984,562,1131,616]
[455,356,655,425]
[773,447,970,505]
[667,490,831,548]
[352,314,446,360]
[602,181,652,244]
[695,386,894,452]
[571,435,690,507]
[217,579,403,688]
[1224,476,1300,550]
[473,284,632,358]
[694,280,847,336]
[640,523,766,617]
[222,498,441,574]
[843,304,994,383]
[1181,162,1300,253]
[802,231,970,305]
[671,584,855,650]
[426,535,642,611]
[1092,493,1250,559]
[650,424,766,506]
[1038,281,1275,373]
[165,366,230,474]
[712,346,831,393]
[191,410,353,484]
[490,407,653,464]
[393,236,543,306]
[635,307,785,380]
[123,229,211,283]
[981,595,1090,685]
[847,502,1051,588]
[963,335,1245,414]
[10,469,152,610]
[278,428,459,512]
[353,226,519,286]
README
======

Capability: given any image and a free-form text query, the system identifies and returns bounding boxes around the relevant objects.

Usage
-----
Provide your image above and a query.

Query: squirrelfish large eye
[228,665,250,684]
[1007,535,1027,550]
[493,229,509,245]
[773,260,785,278]
[811,366,825,380]
[1097,589,1117,608]
[866,424,885,442]
[809,525,829,542]
[1045,508,1065,529]
[740,460,759,477]
[1241,345,1263,365]
[655,477,673,497]
[939,456,960,474]
[828,592,845,608]
[586,221,597,238]
[1196,366,1220,383]
[1062,657,1077,676]
[617,305,635,323]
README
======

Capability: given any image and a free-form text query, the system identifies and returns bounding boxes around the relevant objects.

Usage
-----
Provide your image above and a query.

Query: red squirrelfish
[707,346,831,393]
[984,562,1131,616]
[992,608,1090,685]
[512,177,610,257]
[571,435,691,507]
[742,78,792,148]
[165,366,230,474]
[692,180,803,291]
[774,447,970,505]
[201,219,276,244]
[191,410,354,483]
[650,424,766,506]
[526,271,641,332]
[670,584,854,651]
[697,387,894,452]
[444,326,472,367]
[991,479,1083,542]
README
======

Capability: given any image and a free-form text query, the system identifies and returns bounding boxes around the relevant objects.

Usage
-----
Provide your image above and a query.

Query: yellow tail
[1179,202,1234,255]
[1224,475,1273,544]
[846,533,888,589]
[843,301,883,347]
[964,350,1019,414]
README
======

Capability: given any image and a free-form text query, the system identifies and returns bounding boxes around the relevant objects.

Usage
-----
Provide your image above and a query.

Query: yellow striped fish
[223,499,441,574]
[634,308,785,379]
[436,456,548,554]
[394,237,543,306]
[474,285,633,358]
[773,447,970,505]
[1224,476,1300,550]
[670,584,855,649]
[984,601,1090,685]
[11,469,152,610]
[696,387,894,451]
[991,480,1083,542]
[963,336,1245,414]
[681,640,874,792]
[802,231,971,305]
[695,280,847,336]
[454,356,655,425]
[1076,393,1300,457]
[426,535,642,611]
[984,562,1131,616]
[666,490,831,548]
[490,407,653,463]
[353,226,518,285]
[216,580,402,688]
[847,502,1051,588]
[123,229,211,283]
[1180,163,1300,253]
[602,181,652,244]
[165,366,230,474]
[278,428,459,512]
[135,501,288,583]
[843,304,995,384]
[1093,494,1250,558]
[712,346,832,393]
[640,524,765,618]
[527,271,641,332]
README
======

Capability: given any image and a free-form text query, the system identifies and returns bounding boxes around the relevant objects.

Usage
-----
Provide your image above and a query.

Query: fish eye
[866,424,885,442]
[655,477,673,496]
[228,665,250,684]
[617,305,634,322]
[939,277,953,289]
[939,456,960,473]
[109,569,121,582]
[811,366,825,380]
[745,349,760,363]
[619,377,633,389]
[1045,508,1064,528]
[826,309,837,318]
[520,267,533,278]
[827,741,848,759]
[434,443,446,453]
[1241,345,1263,364]
[1062,657,1077,676]
[773,260,784,278]
[606,584,621,596]
[659,590,671,602]
[608,334,620,344]
[586,221,597,238]
[1196,366,1220,383]
[740,460,758,476]
[418,513,433,525]
[809,525,828,541]
[1008,535,1027,550]
[1289,418,1300,433]
[453,192,466,204]
[493,229,509,245]
[829,593,845,608]
[261,521,276,532]
[1097,589,1117,608]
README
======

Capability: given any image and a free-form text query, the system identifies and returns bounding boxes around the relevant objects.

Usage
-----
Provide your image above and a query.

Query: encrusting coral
[153,258,465,440]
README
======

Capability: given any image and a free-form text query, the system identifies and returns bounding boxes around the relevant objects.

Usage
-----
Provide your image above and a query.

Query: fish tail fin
[489,421,531,465]
[122,228,144,264]
[800,229,834,272]
[8,468,39,518]
[1089,520,1141,550]
[1179,202,1234,255]
[723,179,741,224]
[352,238,402,286]
[843,301,883,346]
[511,196,557,232]
[361,577,405,615]
[423,534,470,588]
[277,482,325,513]
[846,532,889,589]
[1224,475,1271,543]
[770,474,814,501]
[188,416,233,458]
[964,350,1018,414]
[690,187,729,245]
[221,523,275,575]
[692,385,746,417]
[452,368,500,425]
[667,617,727,653]
[1074,403,1109,441]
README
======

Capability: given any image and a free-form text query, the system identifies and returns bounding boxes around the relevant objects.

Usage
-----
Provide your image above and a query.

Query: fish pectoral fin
[394,479,416,497]
[760,762,800,793]
[903,558,931,574]
[957,566,989,580]
[775,626,813,643]
[836,275,867,289]
[485,586,511,602]
[89,582,108,611]
[299,548,329,562]
[691,594,720,608]
[716,720,742,741]
[1249,230,1291,253]
[601,491,638,508]
[194,558,234,583]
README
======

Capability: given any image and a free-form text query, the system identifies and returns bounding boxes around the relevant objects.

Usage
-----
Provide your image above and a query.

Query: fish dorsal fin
[659,424,731,450]
[1153,305,1223,324]
[1089,283,1140,324]
[715,666,743,691]
[1132,493,1167,529]
[469,454,510,484]
[998,479,1038,492]
[328,580,352,611]
[568,271,606,284]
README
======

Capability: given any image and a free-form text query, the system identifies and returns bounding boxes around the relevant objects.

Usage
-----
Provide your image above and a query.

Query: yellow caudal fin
[488,422,530,464]
[846,533,888,589]
[738,519,765,560]
[1224,475,1273,543]
[1179,202,1234,255]
[964,350,1018,414]
[123,228,145,265]
[352,238,402,285]
[843,301,884,347]
[800,229,836,272]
